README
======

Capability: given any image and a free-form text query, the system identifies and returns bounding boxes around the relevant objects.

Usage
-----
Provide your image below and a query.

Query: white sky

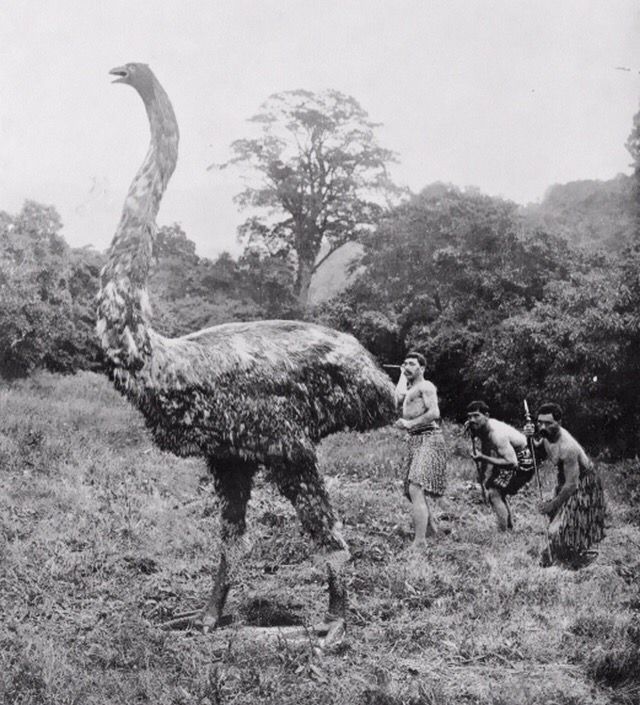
[1,0,639,259]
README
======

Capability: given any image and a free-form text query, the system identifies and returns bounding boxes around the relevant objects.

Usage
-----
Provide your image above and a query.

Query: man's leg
[487,487,510,531]
[425,494,439,536]
[408,482,435,548]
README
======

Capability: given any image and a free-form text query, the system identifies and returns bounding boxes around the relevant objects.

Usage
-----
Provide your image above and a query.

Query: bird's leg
[162,458,255,632]
[197,524,250,632]
[268,455,350,640]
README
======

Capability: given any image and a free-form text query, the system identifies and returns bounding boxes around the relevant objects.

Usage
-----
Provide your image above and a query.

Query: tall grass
[1,371,638,704]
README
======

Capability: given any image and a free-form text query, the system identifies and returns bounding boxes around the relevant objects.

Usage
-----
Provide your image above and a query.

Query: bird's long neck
[97,75,179,373]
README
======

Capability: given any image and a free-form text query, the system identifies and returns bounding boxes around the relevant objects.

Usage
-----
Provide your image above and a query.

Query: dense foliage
[0,201,103,378]
[148,223,299,338]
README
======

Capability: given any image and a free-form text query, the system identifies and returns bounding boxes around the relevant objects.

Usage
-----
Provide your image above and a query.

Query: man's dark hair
[537,402,563,421]
[467,400,490,415]
[404,351,426,368]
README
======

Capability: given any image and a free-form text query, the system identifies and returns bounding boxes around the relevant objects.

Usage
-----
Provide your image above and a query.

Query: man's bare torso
[542,428,591,477]
[403,379,440,423]
[482,419,527,455]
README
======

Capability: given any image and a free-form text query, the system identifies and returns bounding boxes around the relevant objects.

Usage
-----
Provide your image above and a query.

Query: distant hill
[308,241,363,305]
[522,173,635,251]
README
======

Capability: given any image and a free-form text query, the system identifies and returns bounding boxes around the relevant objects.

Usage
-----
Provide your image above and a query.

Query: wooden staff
[524,400,553,564]
[470,431,487,503]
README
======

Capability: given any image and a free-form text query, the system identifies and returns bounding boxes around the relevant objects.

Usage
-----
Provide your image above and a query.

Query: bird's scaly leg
[162,458,255,632]
[268,455,350,643]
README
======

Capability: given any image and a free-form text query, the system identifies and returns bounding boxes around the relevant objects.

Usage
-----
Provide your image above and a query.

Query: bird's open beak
[109,66,128,84]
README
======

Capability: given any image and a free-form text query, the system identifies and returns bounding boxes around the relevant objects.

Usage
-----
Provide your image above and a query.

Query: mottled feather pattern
[108,320,395,460]
[96,68,177,371]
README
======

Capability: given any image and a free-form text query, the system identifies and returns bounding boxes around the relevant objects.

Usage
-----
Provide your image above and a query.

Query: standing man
[466,401,535,531]
[524,402,605,563]
[394,352,447,551]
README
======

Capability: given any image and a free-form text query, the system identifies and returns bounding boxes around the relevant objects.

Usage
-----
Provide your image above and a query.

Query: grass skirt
[549,465,606,560]
[404,428,447,497]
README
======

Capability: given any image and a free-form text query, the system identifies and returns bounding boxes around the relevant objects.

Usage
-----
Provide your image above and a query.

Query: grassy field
[1,372,640,705]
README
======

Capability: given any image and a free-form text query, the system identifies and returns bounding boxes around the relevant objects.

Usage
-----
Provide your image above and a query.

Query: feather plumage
[111,319,395,460]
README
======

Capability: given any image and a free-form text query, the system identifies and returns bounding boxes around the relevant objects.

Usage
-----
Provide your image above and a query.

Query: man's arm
[394,373,407,411]
[481,460,495,487]
[523,424,547,461]
[402,382,439,431]
[539,450,580,516]
[472,434,519,467]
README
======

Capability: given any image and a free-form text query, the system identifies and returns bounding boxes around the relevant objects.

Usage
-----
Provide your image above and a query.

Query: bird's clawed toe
[318,618,346,649]
[159,609,203,631]
[159,608,224,632]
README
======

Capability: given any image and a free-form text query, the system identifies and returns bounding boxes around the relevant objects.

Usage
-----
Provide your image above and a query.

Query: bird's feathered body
[111,319,394,461]
[97,62,394,631]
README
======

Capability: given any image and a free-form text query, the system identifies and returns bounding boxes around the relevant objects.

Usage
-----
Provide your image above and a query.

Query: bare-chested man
[524,402,605,563]
[466,401,534,531]
[394,352,447,550]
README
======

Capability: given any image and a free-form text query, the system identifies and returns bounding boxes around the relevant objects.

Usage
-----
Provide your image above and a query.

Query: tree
[0,201,103,378]
[148,224,254,336]
[320,184,582,417]
[147,224,294,336]
[626,100,640,239]
[217,89,399,308]
[238,250,298,317]
[467,270,623,450]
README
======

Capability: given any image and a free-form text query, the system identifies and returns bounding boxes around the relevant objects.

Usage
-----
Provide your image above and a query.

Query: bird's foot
[314,617,346,649]
[160,607,225,633]
[539,548,554,568]
[325,548,351,571]
[425,522,438,538]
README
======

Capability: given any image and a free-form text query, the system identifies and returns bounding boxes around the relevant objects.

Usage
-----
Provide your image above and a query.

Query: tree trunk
[295,256,314,309]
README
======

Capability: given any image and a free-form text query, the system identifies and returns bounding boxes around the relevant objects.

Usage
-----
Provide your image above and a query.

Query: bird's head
[109,63,156,100]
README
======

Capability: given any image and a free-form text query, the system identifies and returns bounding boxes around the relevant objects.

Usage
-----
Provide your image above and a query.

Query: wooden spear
[524,399,553,565]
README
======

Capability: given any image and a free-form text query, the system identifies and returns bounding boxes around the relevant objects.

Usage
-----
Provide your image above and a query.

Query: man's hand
[394,418,409,430]
[538,500,555,516]
[523,422,536,437]
[471,450,483,462]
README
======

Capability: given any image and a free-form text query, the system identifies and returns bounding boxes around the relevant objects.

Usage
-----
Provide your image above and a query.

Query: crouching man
[466,401,535,530]
[524,402,605,564]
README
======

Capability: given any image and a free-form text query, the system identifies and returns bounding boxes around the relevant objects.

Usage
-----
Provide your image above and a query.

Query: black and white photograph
[1,2,639,703]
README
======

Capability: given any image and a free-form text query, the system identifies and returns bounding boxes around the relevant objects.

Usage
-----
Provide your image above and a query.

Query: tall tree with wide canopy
[216,89,399,307]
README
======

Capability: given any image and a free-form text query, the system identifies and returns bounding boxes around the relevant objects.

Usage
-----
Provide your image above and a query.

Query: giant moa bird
[97,63,395,634]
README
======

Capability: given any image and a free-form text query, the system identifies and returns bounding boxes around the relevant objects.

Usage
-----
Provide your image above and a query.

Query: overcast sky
[2,0,639,259]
